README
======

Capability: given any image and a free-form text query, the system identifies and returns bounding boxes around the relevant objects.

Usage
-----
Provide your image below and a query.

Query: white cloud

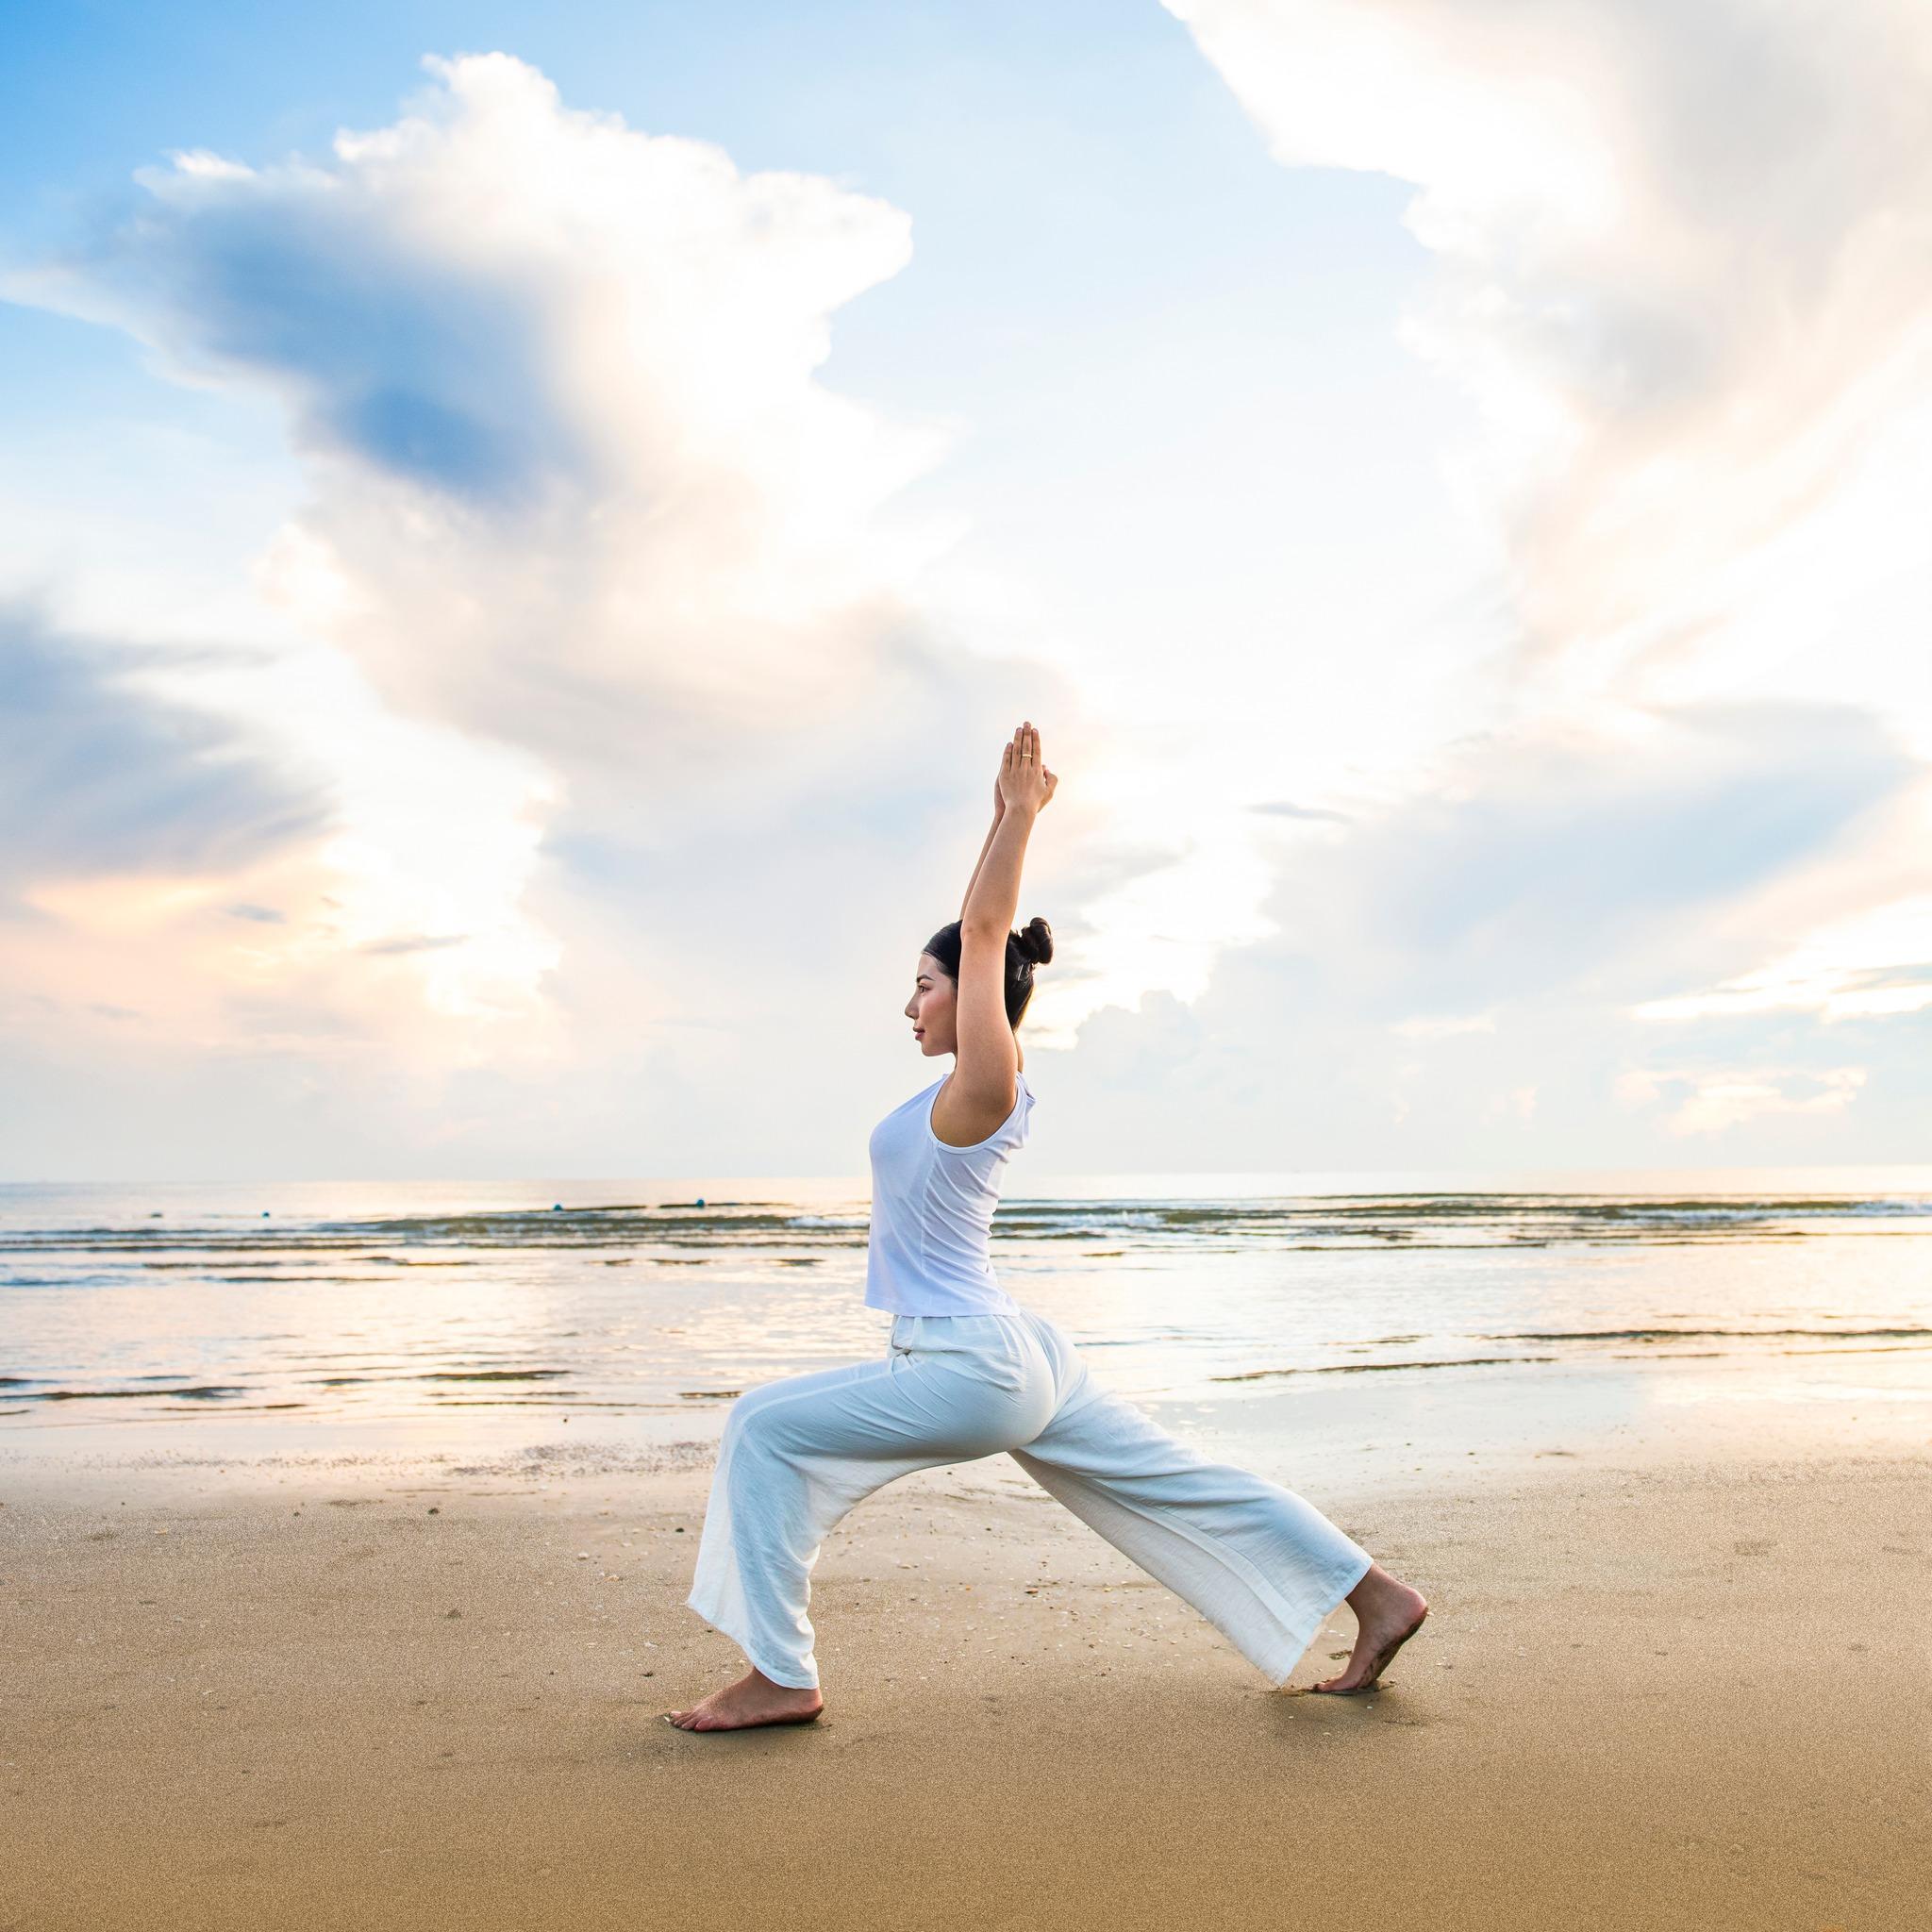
[2,52,1037,1126]
[0,598,322,899]
[1099,0,1932,1160]
[9,52,953,753]
[6,25,1930,1174]
[1613,1064,1868,1138]
[1167,1,1932,722]
[1390,1012,1496,1039]
[1633,889,1932,1024]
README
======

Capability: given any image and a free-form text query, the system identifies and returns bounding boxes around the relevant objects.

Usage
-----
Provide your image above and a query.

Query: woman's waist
[887,1304,1043,1367]
[888,1299,1027,1339]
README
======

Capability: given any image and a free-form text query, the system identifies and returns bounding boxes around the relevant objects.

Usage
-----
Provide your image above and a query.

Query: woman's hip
[887,1306,1089,1415]
[714,1340,1047,1464]
[714,1309,1091,1466]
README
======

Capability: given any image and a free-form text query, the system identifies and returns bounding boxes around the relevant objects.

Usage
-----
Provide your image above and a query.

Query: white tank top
[863,1068,1036,1315]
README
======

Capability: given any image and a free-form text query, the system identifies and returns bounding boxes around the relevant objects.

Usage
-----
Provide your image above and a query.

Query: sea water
[4,1169,1927,1480]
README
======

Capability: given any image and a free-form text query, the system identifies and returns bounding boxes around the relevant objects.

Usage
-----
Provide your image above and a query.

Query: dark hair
[922,916,1054,1027]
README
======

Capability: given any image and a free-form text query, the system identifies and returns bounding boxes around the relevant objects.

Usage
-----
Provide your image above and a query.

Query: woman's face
[904,952,956,1057]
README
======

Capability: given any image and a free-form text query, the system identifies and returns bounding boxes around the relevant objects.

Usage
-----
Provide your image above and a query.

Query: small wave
[425,1394,598,1406]
[1483,1325,1932,1342]
[1779,1343,1926,1357]
[23,1384,249,1402]
[1212,1355,1558,1381]
[1609,1350,1724,1359]
[213,1273,398,1284]
[420,1368,572,1382]
[8,1187,1925,1267]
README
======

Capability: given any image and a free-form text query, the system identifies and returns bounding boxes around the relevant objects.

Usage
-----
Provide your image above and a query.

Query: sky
[2,0,1928,1181]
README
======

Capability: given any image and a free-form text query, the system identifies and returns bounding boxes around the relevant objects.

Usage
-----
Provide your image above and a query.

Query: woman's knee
[722,1398,773,1453]
[722,1377,793,1453]
[728,1372,844,1462]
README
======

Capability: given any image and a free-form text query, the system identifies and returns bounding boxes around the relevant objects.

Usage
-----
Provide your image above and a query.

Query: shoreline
[6,1427,1926,1928]
[6,1338,1924,1493]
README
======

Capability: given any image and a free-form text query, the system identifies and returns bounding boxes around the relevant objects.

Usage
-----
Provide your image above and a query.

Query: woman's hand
[996,720,1058,817]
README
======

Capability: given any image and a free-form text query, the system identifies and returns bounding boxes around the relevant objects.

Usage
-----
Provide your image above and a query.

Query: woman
[668,721,1427,1732]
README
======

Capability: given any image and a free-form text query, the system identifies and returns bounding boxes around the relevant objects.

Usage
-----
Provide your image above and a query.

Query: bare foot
[1311,1563,1428,1694]
[664,1667,824,1732]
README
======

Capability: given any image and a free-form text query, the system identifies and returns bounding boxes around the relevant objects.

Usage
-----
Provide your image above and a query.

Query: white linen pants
[686,1306,1373,1690]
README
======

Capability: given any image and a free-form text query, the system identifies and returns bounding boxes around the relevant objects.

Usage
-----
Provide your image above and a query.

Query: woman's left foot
[1312,1565,1429,1694]
[664,1667,824,1732]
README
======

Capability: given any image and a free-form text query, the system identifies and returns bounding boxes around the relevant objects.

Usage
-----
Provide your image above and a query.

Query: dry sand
[3,1442,1926,1930]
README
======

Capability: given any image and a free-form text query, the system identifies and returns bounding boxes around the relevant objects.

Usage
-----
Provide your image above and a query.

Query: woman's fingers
[1001,722,1051,804]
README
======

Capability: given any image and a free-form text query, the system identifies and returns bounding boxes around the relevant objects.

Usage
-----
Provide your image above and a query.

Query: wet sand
[4,1436,1926,1931]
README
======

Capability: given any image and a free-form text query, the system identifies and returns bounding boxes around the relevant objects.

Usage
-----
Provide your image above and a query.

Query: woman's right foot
[664,1666,824,1732]
[1312,1564,1429,1694]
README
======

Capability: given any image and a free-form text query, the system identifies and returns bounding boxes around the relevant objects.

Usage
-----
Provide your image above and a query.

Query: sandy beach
[6,1430,1925,1931]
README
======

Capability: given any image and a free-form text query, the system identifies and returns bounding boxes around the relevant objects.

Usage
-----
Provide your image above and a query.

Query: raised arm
[959,787,1005,921]
[960,729,1047,936]
[941,722,1057,1132]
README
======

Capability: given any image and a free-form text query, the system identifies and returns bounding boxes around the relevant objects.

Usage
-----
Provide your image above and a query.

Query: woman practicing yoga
[667,721,1427,1731]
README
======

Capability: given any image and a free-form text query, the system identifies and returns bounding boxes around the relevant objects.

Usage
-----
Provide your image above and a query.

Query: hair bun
[1014,915,1054,968]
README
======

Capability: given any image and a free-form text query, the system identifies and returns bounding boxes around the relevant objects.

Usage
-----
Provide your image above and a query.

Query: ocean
[5,1170,1928,1477]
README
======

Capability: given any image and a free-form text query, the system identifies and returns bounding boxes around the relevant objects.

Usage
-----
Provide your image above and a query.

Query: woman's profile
[667,721,1428,1731]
